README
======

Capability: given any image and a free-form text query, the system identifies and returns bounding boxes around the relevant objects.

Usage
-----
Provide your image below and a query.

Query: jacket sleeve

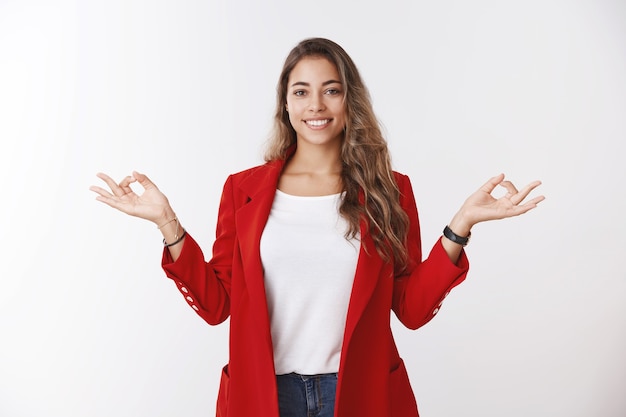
[161,175,237,325]
[391,174,469,330]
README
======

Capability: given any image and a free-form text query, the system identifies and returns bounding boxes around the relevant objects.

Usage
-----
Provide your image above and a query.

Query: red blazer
[162,158,469,417]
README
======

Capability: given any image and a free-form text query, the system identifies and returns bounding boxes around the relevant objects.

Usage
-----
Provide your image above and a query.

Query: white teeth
[306,119,330,127]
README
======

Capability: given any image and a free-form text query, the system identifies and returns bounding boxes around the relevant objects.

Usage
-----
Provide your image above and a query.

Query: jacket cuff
[161,232,202,279]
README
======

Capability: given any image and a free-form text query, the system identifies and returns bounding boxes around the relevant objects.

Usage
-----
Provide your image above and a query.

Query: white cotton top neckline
[260,189,360,375]
[274,189,342,199]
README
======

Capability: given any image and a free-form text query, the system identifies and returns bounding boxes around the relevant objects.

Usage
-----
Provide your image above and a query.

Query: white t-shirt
[260,190,360,375]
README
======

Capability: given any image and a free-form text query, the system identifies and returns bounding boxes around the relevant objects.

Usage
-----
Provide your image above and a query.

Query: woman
[90,38,543,417]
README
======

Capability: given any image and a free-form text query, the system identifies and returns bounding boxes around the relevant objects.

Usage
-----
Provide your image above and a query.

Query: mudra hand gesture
[89,171,174,225]
[435,173,543,261]
[90,171,543,263]
[456,173,544,228]
[90,170,187,256]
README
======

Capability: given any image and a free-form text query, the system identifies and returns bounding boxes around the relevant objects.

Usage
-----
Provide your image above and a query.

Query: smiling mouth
[305,119,331,127]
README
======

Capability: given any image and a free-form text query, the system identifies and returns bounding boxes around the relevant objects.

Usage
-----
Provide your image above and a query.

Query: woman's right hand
[89,171,174,226]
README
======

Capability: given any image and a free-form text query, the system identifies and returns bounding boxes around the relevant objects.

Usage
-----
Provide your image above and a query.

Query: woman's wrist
[154,207,185,244]
[447,211,473,238]
[154,206,177,228]
[159,216,185,245]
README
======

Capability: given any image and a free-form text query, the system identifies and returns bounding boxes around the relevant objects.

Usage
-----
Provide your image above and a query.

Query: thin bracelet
[443,225,471,246]
[164,229,187,247]
[162,217,180,242]
[157,217,177,230]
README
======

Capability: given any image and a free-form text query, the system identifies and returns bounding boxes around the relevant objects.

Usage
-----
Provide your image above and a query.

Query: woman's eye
[325,88,341,95]
[293,90,306,96]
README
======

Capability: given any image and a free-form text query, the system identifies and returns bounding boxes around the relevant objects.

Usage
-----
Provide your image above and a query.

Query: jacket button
[192,305,199,311]
[432,308,439,315]
[186,296,193,302]
[181,287,189,293]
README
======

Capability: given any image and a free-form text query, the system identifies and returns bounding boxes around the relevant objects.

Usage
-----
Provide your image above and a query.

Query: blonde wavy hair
[265,38,410,270]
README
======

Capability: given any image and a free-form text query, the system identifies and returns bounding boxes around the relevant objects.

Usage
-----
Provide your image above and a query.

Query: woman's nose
[308,94,325,112]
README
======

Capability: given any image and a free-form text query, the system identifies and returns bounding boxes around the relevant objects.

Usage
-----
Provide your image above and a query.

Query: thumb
[132,171,157,190]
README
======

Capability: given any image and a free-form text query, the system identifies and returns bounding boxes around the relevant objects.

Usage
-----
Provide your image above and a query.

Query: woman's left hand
[453,173,545,232]
[441,174,544,262]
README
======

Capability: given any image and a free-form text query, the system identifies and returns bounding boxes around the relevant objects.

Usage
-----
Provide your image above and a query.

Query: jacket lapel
[234,160,284,314]
[342,222,385,350]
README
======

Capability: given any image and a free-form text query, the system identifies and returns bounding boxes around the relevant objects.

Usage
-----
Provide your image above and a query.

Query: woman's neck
[278,143,343,196]
[286,142,342,175]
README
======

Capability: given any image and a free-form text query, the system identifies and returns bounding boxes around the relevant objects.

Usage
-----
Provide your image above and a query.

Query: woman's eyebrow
[290,79,342,88]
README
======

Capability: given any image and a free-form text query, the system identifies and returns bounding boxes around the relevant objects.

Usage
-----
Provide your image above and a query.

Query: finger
[507,197,544,216]
[119,175,136,187]
[89,185,115,199]
[499,180,519,196]
[521,194,545,207]
[479,173,505,194]
[90,183,137,214]
[509,180,542,205]
[132,171,158,191]
[96,172,124,197]
[93,193,131,213]
[118,175,136,195]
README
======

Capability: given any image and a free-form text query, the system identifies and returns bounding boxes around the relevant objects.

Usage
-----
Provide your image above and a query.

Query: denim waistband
[278,372,338,380]
[276,372,338,417]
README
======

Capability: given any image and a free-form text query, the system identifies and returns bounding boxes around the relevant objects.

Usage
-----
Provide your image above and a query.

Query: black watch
[443,225,471,246]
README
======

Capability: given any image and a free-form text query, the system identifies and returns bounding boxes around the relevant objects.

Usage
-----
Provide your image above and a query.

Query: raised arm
[90,171,234,325]
[392,173,544,330]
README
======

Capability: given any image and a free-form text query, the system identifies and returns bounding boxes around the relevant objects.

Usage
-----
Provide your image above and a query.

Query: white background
[1,0,625,416]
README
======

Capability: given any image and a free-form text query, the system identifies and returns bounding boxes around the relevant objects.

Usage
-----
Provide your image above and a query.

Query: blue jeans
[276,372,338,417]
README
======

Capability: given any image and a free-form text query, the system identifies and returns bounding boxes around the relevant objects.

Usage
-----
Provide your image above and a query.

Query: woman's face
[285,56,346,150]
